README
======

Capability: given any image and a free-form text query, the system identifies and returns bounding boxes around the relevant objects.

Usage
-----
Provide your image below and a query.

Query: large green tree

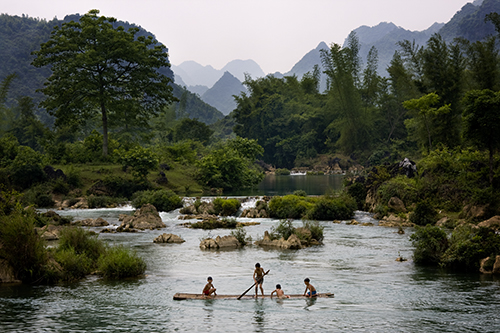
[320,32,371,154]
[462,89,500,184]
[32,10,176,156]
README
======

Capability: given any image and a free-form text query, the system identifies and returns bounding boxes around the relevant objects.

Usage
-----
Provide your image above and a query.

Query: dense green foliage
[410,225,449,266]
[230,225,252,246]
[97,245,147,279]
[268,193,356,220]
[212,198,241,216]
[196,137,264,191]
[307,194,358,221]
[132,189,183,212]
[31,10,176,157]
[0,197,146,283]
[411,224,500,271]
[0,208,48,283]
[268,219,324,243]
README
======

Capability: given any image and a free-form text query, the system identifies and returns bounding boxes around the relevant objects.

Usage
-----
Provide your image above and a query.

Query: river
[1,193,500,331]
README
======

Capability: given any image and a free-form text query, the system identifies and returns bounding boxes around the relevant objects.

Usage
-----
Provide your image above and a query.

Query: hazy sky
[3,0,472,74]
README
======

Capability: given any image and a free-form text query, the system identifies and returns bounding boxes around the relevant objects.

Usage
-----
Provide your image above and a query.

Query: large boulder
[118,204,165,231]
[34,224,65,240]
[378,214,414,227]
[154,233,185,243]
[199,235,240,250]
[72,217,109,227]
[480,255,500,274]
[254,231,304,249]
[477,216,500,231]
[388,197,406,213]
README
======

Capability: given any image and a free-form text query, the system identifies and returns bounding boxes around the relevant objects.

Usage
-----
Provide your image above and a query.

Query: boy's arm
[270,290,275,298]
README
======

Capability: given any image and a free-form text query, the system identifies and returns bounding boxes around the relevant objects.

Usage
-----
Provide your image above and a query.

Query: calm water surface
[1,199,500,332]
[227,173,344,196]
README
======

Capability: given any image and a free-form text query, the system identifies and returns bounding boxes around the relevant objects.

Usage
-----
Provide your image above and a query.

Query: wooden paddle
[237,269,270,300]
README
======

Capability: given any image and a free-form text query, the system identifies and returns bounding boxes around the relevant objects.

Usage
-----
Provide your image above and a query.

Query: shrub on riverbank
[267,219,324,245]
[132,189,183,212]
[307,194,357,220]
[97,245,147,279]
[268,195,315,219]
[268,194,356,220]
[0,196,147,283]
[212,197,241,216]
[411,224,500,271]
[230,225,252,246]
[0,208,48,283]
[410,225,449,266]
[275,168,290,175]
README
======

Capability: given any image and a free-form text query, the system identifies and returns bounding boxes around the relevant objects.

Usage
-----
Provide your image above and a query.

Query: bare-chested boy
[253,263,265,298]
[202,276,217,297]
[303,277,317,298]
[271,284,290,299]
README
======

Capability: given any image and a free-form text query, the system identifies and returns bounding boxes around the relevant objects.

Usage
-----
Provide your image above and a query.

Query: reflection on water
[226,174,344,196]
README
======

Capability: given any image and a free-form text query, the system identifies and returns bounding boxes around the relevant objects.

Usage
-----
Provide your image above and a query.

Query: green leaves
[117,146,159,180]
[32,10,176,156]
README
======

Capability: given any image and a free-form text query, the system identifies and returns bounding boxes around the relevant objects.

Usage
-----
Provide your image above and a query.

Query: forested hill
[0,13,223,125]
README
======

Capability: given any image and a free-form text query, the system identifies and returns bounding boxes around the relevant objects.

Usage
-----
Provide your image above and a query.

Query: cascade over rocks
[117,204,165,231]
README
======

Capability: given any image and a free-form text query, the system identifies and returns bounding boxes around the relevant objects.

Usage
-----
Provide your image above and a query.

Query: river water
[1,198,500,331]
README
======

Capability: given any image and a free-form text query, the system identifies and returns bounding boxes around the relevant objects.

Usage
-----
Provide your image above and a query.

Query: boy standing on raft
[202,276,217,297]
[253,263,265,298]
[303,278,317,298]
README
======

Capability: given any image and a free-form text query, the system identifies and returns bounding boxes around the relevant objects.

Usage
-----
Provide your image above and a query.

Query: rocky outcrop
[461,204,488,222]
[0,258,21,284]
[240,207,268,218]
[71,217,109,227]
[378,214,415,227]
[154,233,185,243]
[117,204,165,231]
[480,255,500,274]
[34,224,66,240]
[254,231,304,249]
[200,235,240,250]
[388,197,406,213]
[477,216,500,231]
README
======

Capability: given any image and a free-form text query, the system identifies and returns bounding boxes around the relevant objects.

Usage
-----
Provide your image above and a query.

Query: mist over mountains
[174,0,500,114]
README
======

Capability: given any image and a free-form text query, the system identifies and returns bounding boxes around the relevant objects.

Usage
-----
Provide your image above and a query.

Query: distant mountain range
[174,0,500,110]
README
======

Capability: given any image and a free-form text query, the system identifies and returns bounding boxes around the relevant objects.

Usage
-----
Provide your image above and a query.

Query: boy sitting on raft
[303,278,317,298]
[202,276,217,297]
[271,284,290,299]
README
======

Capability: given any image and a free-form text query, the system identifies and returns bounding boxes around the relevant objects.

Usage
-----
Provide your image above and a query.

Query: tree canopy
[32,9,176,156]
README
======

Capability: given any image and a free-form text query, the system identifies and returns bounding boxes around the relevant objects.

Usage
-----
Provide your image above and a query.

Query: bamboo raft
[173,293,334,300]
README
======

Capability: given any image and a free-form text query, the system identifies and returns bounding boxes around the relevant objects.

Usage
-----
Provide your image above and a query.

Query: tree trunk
[101,102,108,157]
